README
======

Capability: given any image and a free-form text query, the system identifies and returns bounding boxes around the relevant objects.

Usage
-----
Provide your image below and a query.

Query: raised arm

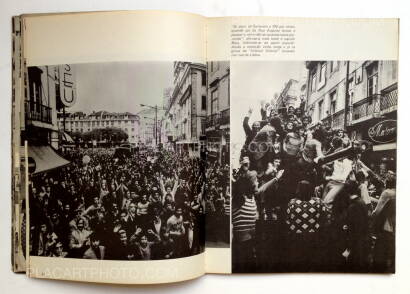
[243,108,253,137]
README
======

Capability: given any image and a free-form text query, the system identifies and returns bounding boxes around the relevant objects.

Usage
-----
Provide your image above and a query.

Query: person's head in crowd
[165,202,174,213]
[141,194,148,203]
[89,233,101,249]
[295,180,314,201]
[40,223,48,234]
[174,206,183,218]
[269,116,282,133]
[125,190,131,199]
[75,208,83,217]
[153,190,161,202]
[302,115,311,127]
[120,211,128,222]
[93,196,100,206]
[130,191,137,201]
[240,156,250,172]
[118,230,127,245]
[51,211,59,222]
[331,136,344,151]
[273,158,281,170]
[77,218,85,231]
[164,194,173,204]
[90,179,95,187]
[130,202,138,213]
[295,125,304,137]
[295,107,302,118]
[251,121,261,133]
[64,203,70,214]
[55,242,64,256]
[287,106,295,115]
[285,121,295,133]
[139,235,149,247]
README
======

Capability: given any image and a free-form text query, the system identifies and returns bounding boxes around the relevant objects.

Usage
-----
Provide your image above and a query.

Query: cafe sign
[368,119,397,144]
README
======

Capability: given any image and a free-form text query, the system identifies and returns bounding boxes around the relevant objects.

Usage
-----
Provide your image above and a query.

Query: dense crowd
[232,103,396,273]
[204,161,230,246]
[29,147,207,260]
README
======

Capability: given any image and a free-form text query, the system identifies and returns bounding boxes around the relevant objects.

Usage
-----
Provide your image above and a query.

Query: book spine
[11,15,27,273]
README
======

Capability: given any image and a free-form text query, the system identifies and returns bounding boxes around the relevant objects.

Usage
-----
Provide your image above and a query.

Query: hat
[302,139,321,163]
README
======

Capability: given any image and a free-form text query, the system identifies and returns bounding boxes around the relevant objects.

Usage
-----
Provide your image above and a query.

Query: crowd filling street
[232,103,396,273]
[28,145,230,260]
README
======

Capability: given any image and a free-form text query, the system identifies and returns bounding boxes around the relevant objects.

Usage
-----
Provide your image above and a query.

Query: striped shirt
[232,197,257,241]
[223,198,231,216]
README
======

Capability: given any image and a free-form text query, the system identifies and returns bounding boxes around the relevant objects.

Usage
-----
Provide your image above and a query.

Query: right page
[206,17,398,273]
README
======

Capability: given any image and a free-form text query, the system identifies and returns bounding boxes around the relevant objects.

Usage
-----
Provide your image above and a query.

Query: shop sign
[58,64,76,107]
[368,119,396,144]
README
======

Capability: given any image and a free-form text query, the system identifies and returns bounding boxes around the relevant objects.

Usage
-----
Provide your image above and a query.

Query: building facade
[206,61,230,164]
[274,78,305,112]
[305,60,398,166]
[58,111,140,145]
[23,65,72,149]
[164,62,207,156]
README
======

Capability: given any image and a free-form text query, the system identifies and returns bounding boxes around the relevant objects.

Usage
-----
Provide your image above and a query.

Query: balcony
[206,113,220,128]
[25,100,52,124]
[380,87,398,113]
[206,109,230,129]
[220,109,230,125]
[352,94,380,122]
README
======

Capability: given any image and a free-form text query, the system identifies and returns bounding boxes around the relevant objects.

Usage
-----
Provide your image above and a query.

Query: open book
[11,10,399,284]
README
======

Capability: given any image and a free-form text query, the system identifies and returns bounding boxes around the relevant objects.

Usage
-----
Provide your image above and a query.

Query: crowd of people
[204,161,230,246]
[29,147,208,260]
[232,102,396,273]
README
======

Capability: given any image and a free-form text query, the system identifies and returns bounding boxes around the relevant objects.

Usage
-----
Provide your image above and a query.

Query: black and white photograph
[204,61,230,248]
[24,61,215,261]
[231,60,397,273]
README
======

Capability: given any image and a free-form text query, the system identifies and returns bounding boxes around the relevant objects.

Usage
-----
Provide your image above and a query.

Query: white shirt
[330,158,352,182]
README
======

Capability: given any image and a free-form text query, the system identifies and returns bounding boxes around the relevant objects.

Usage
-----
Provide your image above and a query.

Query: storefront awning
[28,145,70,175]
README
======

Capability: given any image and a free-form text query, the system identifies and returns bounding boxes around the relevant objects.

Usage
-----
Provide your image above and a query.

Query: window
[211,89,218,114]
[330,61,339,73]
[201,95,206,110]
[318,62,327,88]
[318,100,324,120]
[330,90,337,114]
[311,72,317,92]
[355,66,363,84]
[201,71,206,86]
[330,100,336,115]
[366,62,378,97]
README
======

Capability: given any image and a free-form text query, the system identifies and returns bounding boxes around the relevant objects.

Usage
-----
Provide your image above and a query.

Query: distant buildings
[274,78,306,113]
[58,110,140,144]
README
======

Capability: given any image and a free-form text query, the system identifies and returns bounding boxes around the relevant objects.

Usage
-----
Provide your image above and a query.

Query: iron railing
[25,100,52,124]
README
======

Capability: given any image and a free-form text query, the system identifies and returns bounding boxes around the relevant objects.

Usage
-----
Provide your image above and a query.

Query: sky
[68,61,174,114]
[230,60,307,167]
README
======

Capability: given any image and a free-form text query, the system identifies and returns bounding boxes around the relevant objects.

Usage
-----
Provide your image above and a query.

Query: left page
[16,10,207,284]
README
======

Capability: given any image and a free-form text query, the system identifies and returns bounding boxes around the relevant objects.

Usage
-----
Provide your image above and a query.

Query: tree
[79,128,128,143]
